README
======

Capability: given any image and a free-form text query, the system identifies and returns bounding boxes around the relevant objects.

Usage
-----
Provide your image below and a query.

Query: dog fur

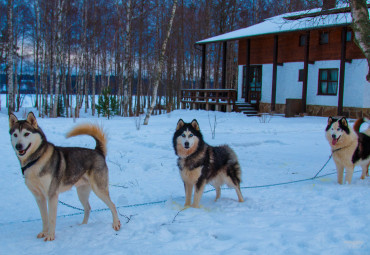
[9,112,121,241]
[325,117,370,184]
[173,119,244,208]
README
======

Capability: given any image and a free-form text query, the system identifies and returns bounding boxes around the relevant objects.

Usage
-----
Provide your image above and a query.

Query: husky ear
[176,119,185,131]
[327,117,333,125]
[9,113,18,129]
[26,112,38,129]
[339,117,348,127]
[191,119,200,131]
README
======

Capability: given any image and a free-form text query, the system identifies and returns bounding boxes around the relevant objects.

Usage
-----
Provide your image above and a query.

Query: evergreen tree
[96,87,119,119]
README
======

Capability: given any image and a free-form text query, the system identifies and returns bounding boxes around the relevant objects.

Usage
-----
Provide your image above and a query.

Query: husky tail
[66,124,107,157]
[353,117,370,136]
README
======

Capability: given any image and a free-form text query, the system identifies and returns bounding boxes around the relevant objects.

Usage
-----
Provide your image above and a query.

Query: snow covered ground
[1,100,370,254]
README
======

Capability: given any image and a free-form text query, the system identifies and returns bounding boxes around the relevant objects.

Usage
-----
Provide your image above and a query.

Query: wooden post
[302,31,310,114]
[245,39,251,103]
[271,35,278,112]
[222,41,227,89]
[201,44,206,89]
[338,27,347,116]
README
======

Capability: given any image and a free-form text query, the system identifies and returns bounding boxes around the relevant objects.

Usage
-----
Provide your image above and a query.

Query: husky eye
[24,132,30,137]
[189,134,193,137]
[181,134,186,138]
[337,128,341,131]
[13,133,18,138]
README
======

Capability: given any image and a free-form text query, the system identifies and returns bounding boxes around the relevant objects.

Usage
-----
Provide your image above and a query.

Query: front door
[242,65,262,105]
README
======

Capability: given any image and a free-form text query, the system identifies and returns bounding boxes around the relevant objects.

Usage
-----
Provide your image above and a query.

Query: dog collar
[332,148,342,153]
[21,157,40,175]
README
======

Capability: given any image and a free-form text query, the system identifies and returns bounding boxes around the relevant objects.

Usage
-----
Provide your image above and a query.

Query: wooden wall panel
[237,26,364,65]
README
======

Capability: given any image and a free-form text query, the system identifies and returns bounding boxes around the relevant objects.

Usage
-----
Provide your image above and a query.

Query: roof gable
[196,3,370,44]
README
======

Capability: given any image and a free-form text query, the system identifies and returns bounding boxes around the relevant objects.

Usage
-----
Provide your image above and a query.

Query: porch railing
[180,89,237,112]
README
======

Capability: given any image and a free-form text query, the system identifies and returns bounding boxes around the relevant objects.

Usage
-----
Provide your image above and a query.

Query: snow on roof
[196,4,369,44]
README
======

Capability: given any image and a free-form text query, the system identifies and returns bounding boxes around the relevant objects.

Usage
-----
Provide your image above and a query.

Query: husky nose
[332,134,336,139]
[184,142,189,148]
[15,144,23,150]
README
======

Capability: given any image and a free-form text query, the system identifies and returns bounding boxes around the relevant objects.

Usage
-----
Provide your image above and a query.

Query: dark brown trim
[302,31,310,113]
[271,35,278,111]
[338,27,347,115]
[201,44,206,89]
[222,41,227,89]
[245,39,250,103]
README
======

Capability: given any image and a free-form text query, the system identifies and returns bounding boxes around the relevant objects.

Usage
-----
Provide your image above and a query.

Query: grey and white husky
[173,119,244,208]
[9,112,121,241]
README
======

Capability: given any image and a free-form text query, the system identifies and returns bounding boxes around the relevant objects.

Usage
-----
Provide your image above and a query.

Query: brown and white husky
[325,117,370,184]
[9,112,121,241]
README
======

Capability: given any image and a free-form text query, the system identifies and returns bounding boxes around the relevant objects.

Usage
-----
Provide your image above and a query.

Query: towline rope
[2,153,358,225]
[58,153,337,212]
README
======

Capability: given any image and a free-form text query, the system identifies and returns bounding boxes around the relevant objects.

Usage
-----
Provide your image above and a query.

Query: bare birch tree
[349,0,370,82]
[144,0,178,125]
[52,0,65,117]
[7,0,14,114]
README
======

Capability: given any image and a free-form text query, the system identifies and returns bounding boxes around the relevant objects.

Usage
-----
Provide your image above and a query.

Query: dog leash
[311,153,334,179]
[311,146,345,179]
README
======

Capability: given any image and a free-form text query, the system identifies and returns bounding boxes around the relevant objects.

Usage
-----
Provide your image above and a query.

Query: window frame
[346,30,352,42]
[319,31,329,45]
[299,34,306,47]
[298,69,304,82]
[317,68,339,96]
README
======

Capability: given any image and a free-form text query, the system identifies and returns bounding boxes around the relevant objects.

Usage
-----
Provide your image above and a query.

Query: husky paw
[43,233,55,241]
[113,220,121,231]
[37,232,47,239]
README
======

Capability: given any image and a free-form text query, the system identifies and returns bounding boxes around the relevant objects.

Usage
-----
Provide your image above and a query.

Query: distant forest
[1,0,322,117]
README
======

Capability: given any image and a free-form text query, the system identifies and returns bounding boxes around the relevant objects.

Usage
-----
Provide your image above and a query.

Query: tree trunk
[52,0,64,117]
[350,0,370,82]
[34,0,40,110]
[91,1,97,116]
[144,0,178,125]
[7,0,14,114]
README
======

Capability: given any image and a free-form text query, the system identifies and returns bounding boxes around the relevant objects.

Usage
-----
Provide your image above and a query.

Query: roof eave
[195,22,352,45]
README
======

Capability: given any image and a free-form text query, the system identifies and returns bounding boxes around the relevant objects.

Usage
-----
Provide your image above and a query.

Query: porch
[180,89,237,112]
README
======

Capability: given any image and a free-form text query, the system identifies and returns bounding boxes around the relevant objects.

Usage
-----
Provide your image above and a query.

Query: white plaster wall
[307,60,368,108]
[237,65,243,102]
[261,64,273,103]
[241,60,369,108]
[344,59,369,108]
[275,62,304,104]
[364,75,370,108]
[306,60,341,107]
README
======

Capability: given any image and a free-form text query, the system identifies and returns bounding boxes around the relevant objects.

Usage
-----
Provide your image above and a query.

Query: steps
[234,102,258,116]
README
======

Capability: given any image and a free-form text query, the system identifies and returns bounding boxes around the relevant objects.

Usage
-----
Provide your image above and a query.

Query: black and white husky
[9,112,121,241]
[325,117,370,184]
[173,119,244,208]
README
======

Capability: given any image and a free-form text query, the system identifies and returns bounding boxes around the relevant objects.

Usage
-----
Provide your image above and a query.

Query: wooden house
[195,3,370,118]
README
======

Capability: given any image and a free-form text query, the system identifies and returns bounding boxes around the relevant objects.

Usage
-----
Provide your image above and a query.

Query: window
[298,69,304,82]
[318,69,338,95]
[346,31,352,42]
[299,35,306,46]
[319,32,329,44]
